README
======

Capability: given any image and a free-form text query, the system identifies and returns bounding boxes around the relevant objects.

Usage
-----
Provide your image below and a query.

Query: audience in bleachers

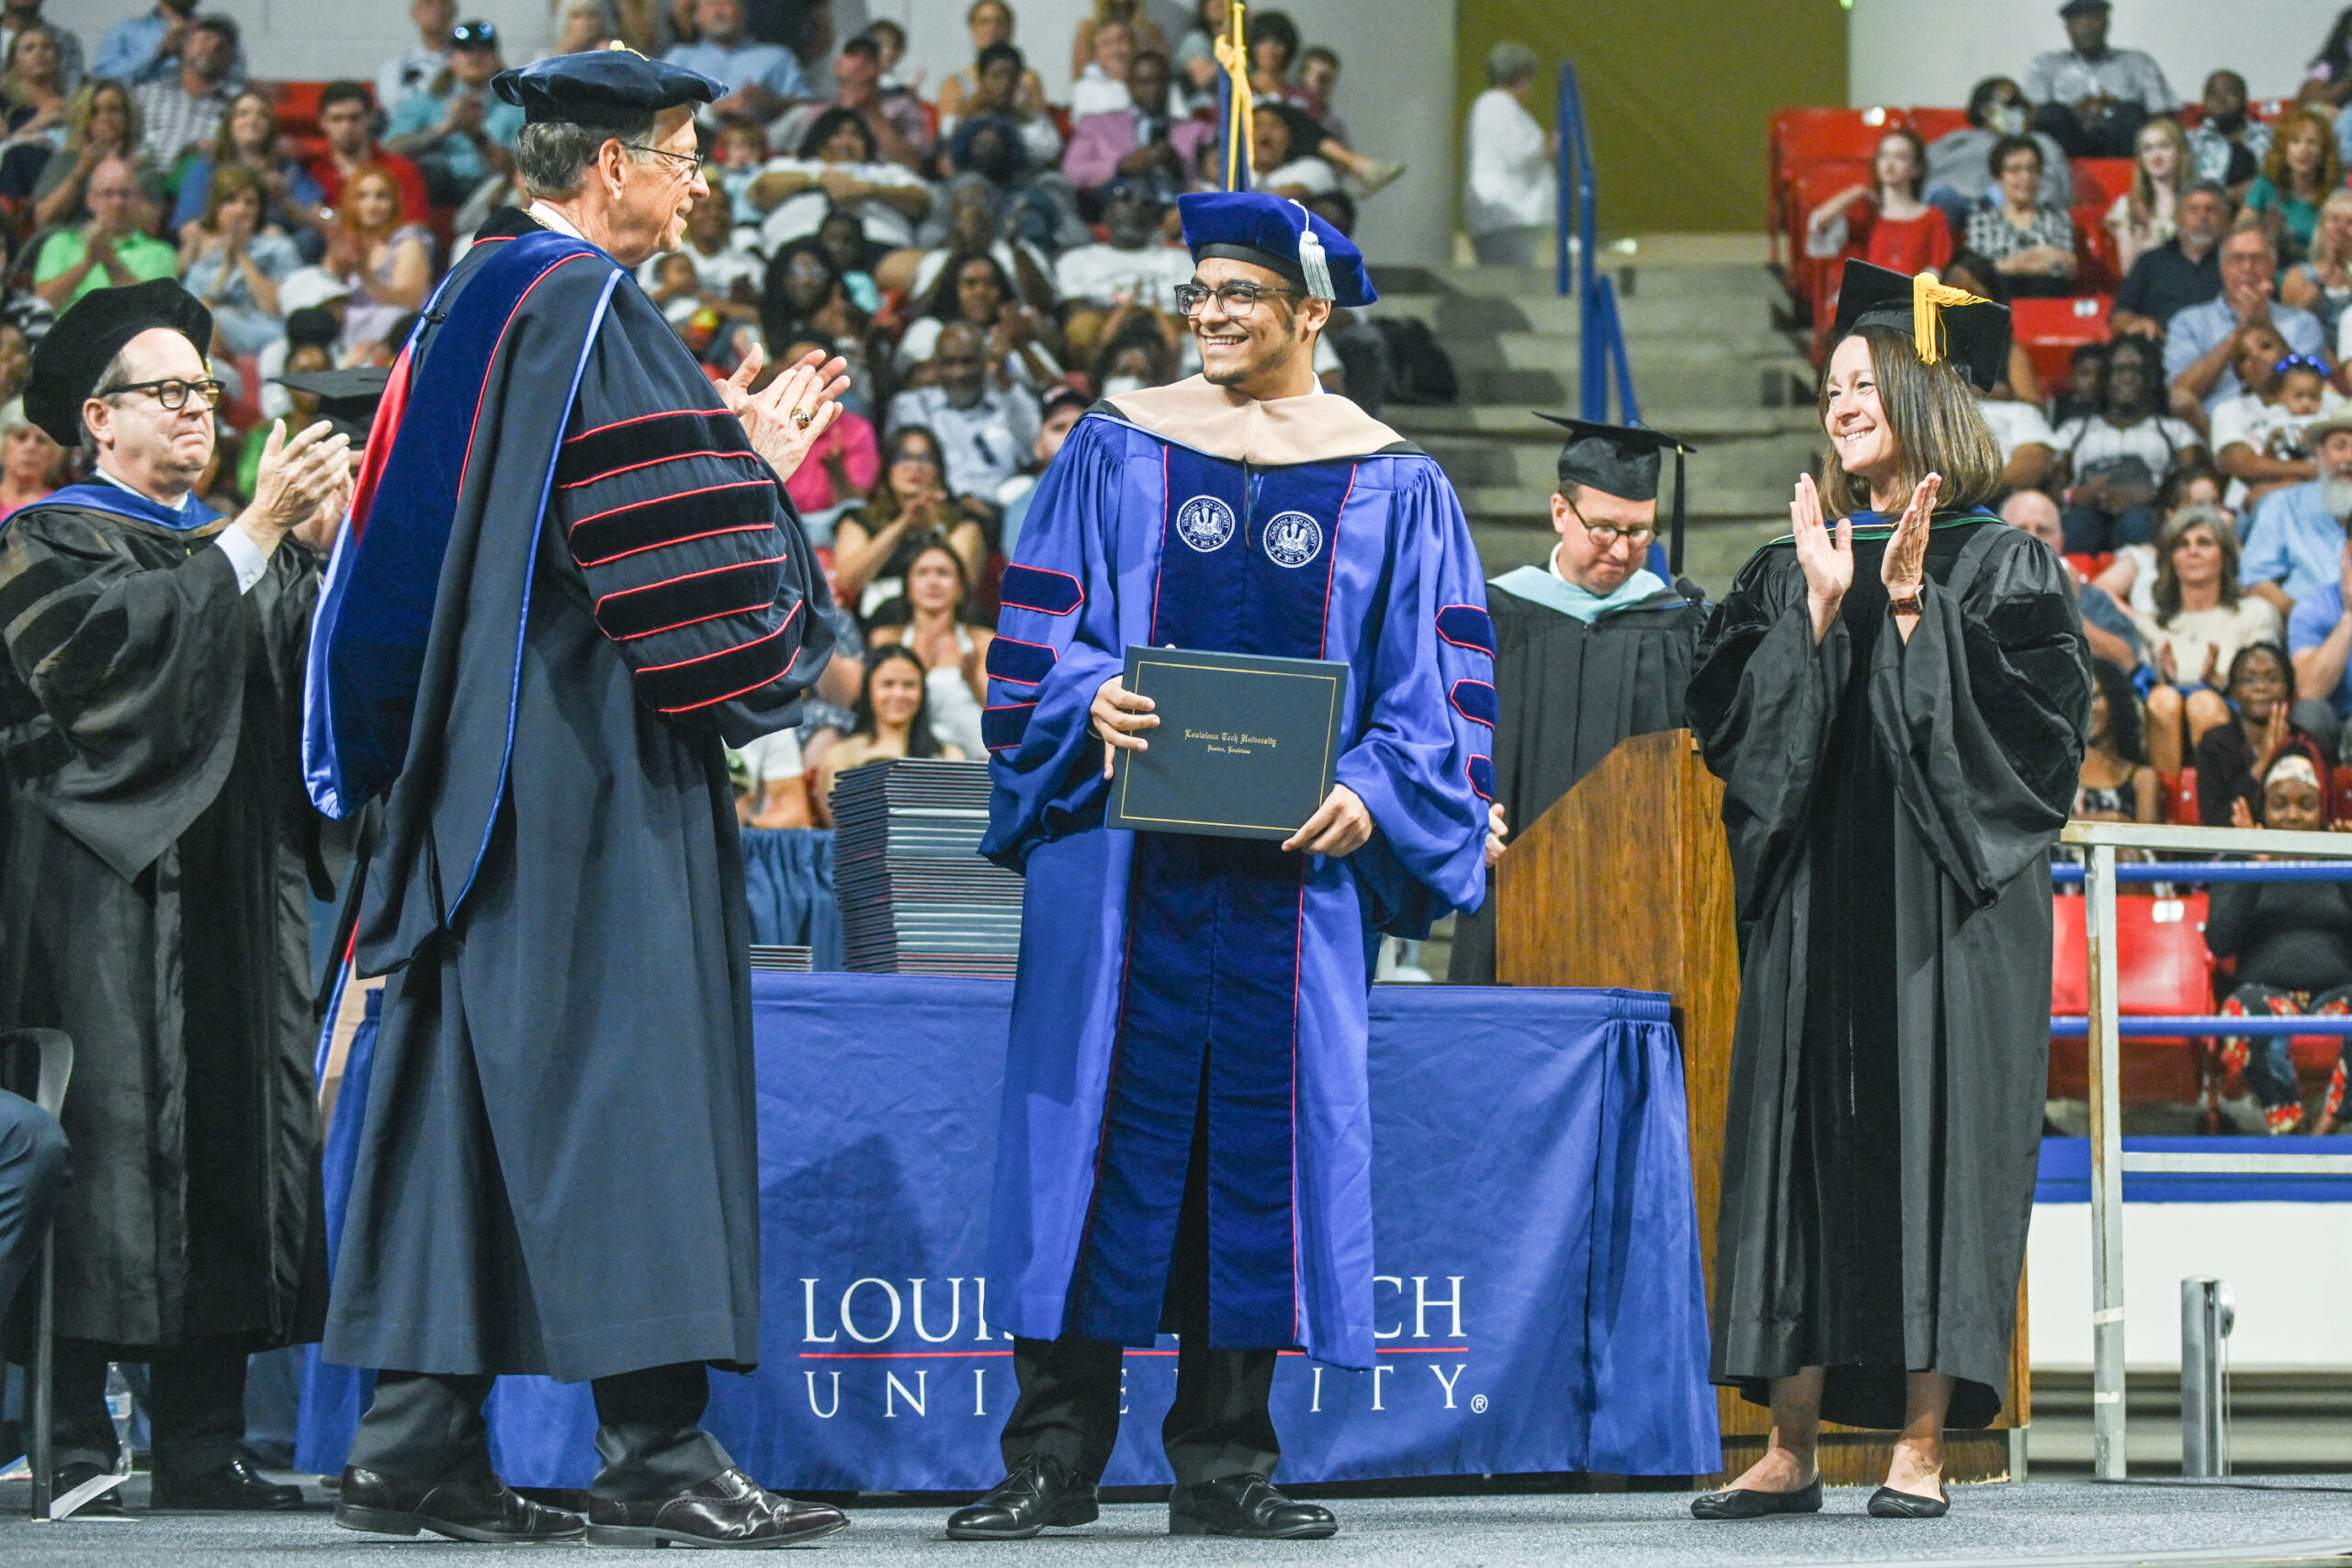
[2242,415,2352,615]
[2105,115,2189,276]
[749,105,932,254]
[2024,0,2177,158]
[322,164,429,358]
[2132,506,2282,776]
[2165,226,2327,415]
[2,0,83,98]
[2209,746,2352,1133]
[96,0,242,90]
[2281,187,2352,344]
[170,86,322,247]
[129,9,233,168]
[1925,76,2074,235]
[2053,334,2205,550]
[936,0,1047,131]
[382,18,519,214]
[832,423,992,618]
[670,0,808,123]
[1966,135,2080,297]
[811,646,964,822]
[178,164,299,354]
[2206,327,2339,509]
[2187,69,2267,190]
[2244,106,2340,267]
[32,151,171,305]
[0,395,55,519]
[2010,486,2145,669]
[306,79,429,224]
[2191,642,2316,823]
[29,79,149,231]
[3,23,70,152]
[1806,127,1951,277]
[866,540,992,759]
[377,0,452,118]
[2078,656,2162,825]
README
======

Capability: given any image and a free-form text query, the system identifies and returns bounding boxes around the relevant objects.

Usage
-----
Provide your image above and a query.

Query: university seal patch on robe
[978,377,1491,1369]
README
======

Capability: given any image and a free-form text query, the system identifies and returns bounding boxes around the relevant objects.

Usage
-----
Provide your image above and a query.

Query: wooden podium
[1495,728,2026,1485]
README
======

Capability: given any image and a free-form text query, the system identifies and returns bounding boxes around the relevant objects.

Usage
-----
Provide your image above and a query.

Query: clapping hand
[1881,472,1939,597]
[721,344,851,481]
[1789,472,1852,644]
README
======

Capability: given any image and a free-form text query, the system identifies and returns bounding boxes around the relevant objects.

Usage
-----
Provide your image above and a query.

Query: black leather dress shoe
[1867,1483,1950,1518]
[1168,1474,1336,1540]
[51,1461,129,1517]
[1690,1475,1823,1519]
[945,1452,1099,1540]
[585,1467,848,1549]
[150,1456,306,1511]
[334,1465,586,1542]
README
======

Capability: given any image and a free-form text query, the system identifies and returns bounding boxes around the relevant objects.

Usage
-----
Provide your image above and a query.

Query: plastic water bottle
[103,1364,133,1474]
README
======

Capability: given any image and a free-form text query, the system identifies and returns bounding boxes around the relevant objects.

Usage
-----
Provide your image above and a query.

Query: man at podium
[1449,417,1708,984]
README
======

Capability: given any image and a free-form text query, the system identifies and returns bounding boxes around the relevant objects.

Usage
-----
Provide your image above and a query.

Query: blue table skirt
[299,975,1718,1488]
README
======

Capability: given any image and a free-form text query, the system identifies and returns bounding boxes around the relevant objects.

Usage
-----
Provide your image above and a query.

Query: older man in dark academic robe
[0,279,351,1513]
[305,51,848,1549]
[1450,418,1708,984]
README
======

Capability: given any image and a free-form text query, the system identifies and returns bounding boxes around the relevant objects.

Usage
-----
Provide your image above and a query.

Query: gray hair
[1485,41,1536,87]
[514,112,658,198]
[77,346,133,458]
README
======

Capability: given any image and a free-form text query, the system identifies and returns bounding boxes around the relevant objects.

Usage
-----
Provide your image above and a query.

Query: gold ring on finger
[791,408,813,427]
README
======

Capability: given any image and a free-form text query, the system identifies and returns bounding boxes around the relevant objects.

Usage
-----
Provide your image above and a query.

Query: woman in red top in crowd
[1805,127,1953,277]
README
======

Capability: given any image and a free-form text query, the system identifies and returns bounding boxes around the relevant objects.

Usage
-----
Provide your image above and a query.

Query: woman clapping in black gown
[1687,261,2090,1520]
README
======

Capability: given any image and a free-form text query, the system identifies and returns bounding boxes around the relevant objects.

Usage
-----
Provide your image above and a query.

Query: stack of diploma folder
[747,946,813,973]
[831,759,1023,977]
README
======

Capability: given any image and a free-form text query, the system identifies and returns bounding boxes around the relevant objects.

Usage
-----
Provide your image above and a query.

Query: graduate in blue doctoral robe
[947,193,1490,1545]
[304,51,849,1548]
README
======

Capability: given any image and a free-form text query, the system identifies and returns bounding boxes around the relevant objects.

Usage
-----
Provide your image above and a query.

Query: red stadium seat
[2011,295,2112,399]
[1783,158,1871,323]
[2169,769,2201,827]
[1905,106,1968,141]
[2070,157,2136,209]
[267,79,328,139]
[2049,890,2212,1104]
[2074,208,2120,292]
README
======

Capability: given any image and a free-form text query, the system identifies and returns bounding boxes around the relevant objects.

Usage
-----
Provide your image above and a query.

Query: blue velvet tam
[492,48,724,125]
[1176,191,1376,307]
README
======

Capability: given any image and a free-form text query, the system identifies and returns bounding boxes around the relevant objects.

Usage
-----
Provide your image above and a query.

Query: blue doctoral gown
[978,378,1492,1371]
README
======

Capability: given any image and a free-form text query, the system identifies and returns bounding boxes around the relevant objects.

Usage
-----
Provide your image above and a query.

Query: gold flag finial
[1212,1,1252,188]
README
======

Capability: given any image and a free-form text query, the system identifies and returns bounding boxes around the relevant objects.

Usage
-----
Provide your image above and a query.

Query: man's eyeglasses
[1561,491,1655,547]
[624,142,710,178]
[1173,281,1300,318]
[104,377,225,412]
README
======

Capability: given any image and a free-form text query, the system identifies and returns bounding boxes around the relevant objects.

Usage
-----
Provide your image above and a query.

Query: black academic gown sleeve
[1687,519,2089,1431]
[549,298,834,747]
[0,512,309,879]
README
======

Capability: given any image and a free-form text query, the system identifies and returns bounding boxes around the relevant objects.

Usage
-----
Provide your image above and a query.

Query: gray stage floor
[4,1475,2352,1567]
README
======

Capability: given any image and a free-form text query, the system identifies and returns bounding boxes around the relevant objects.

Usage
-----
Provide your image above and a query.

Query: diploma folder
[1109,646,1344,841]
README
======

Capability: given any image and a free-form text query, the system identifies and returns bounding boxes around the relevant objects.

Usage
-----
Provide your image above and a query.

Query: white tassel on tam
[1290,199,1335,300]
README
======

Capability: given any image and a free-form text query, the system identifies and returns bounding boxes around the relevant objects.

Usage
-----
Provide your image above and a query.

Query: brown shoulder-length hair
[2152,502,2241,624]
[1815,325,2004,520]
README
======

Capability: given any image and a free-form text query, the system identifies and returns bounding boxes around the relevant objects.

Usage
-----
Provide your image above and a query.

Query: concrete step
[1436,330,1803,373]
[1423,430,1818,495]
[1391,403,1822,441]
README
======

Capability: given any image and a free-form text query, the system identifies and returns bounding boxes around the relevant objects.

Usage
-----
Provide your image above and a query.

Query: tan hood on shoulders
[1100,375,1408,466]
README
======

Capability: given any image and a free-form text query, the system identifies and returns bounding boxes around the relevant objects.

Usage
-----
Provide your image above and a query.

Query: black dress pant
[52,1336,250,1479]
[2032,98,2149,158]
[0,1089,66,1313]
[346,1360,731,1502]
[997,1098,1280,1490]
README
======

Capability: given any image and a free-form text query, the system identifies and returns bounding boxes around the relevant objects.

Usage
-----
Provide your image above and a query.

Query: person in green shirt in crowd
[32,153,177,307]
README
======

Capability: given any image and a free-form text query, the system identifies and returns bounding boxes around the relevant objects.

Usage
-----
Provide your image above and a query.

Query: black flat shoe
[334,1465,585,1542]
[584,1467,848,1548]
[1169,1473,1336,1540]
[946,1452,1099,1540]
[1690,1476,1822,1519]
[150,1457,306,1511]
[1867,1484,1949,1518]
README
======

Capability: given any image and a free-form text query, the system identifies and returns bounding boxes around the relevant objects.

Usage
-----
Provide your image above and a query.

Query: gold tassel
[1214,2,1253,190]
[1911,271,1985,368]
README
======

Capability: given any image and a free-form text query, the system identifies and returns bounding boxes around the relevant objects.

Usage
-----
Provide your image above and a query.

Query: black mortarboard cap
[1535,413,1700,574]
[1828,259,2012,394]
[492,46,725,126]
[24,278,213,447]
[277,365,390,443]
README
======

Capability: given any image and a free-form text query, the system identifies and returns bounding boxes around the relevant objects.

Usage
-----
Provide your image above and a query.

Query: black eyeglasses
[104,377,225,412]
[1560,491,1655,547]
[1173,281,1300,318]
[623,142,710,178]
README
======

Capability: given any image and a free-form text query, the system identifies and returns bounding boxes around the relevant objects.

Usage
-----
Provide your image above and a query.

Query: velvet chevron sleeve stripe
[549,285,834,743]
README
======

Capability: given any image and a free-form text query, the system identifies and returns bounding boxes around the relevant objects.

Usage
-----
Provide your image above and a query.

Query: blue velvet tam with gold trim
[492,47,724,125]
[1177,191,1375,307]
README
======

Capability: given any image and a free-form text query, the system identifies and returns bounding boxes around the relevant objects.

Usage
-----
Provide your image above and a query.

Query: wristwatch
[1889,589,1925,617]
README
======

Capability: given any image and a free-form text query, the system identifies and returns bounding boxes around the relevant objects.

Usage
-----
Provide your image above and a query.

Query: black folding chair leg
[29,1235,52,1519]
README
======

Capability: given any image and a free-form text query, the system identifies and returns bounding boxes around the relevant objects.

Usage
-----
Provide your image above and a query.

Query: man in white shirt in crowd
[2166,227,2328,417]
[1975,386,2059,491]
[378,0,454,124]
[2024,0,2177,157]
[1249,105,1335,201]
[668,0,808,124]
[1464,41,1554,267]
[1055,179,1193,331]
[1069,17,1132,118]
[886,321,1039,502]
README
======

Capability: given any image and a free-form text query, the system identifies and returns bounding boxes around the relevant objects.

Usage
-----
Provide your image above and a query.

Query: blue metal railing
[1554,62,1638,425]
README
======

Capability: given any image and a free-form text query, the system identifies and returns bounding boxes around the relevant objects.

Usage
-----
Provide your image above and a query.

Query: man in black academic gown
[1449,418,1707,984]
[308,50,849,1549]
[0,280,354,1512]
